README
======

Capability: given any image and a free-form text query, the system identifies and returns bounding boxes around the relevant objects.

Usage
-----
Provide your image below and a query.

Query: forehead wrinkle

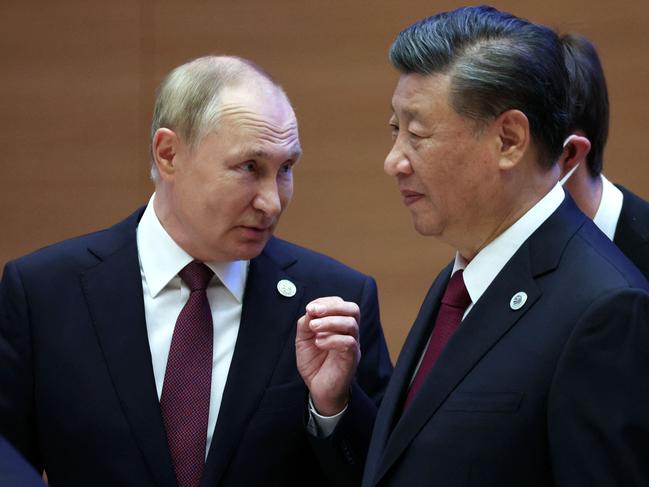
[239,119,298,140]
[217,103,255,118]
[217,106,298,140]
[217,102,295,126]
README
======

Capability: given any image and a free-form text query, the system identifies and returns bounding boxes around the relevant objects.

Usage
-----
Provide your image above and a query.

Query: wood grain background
[1,0,647,359]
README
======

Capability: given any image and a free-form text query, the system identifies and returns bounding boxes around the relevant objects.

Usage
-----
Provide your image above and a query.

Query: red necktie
[403,270,471,410]
[160,262,214,487]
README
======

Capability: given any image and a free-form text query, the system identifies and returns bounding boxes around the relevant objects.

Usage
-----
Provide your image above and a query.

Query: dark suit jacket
[362,197,649,487]
[615,185,649,280]
[0,207,392,487]
[0,435,45,487]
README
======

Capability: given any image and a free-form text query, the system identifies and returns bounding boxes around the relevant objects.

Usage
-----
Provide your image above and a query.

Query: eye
[389,123,399,140]
[241,161,257,172]
[280,161,294,175]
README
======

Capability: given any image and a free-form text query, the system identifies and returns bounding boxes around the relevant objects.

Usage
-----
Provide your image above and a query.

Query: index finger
[306,297,360,321]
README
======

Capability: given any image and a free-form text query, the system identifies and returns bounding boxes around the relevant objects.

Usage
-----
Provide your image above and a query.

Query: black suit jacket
[0,207,392,487]
[615,185,649,280]
[362,197,649,487]
[0,436,45,487]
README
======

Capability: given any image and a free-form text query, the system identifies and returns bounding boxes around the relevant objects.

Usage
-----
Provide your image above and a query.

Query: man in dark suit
[307,6,649,486]
[558,33,649,279]
[0,55,391,487]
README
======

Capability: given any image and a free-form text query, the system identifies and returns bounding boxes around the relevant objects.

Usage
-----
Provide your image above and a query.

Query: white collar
[593,174,624,241]
[136,194,248,301]
[452,183,565,305]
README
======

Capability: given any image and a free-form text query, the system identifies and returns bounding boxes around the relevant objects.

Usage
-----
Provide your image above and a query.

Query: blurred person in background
[558,32,649,279]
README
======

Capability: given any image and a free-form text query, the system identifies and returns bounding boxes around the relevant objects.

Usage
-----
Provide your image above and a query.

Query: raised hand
[296,296,361,416]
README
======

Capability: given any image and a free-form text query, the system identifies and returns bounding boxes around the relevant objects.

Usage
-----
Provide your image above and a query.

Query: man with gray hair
[0,55,391,487]
[310,6,649,486]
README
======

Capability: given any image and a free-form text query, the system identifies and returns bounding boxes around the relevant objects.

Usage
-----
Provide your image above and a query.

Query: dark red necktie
[160,262,214,487]
[403,270,471,410]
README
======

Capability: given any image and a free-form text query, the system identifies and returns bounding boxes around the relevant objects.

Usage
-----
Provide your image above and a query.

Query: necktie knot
[179,262,214,291]
[441,270,471,309]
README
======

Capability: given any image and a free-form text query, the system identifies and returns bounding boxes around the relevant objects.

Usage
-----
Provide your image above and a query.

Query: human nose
[254,178,283,217]
[384,139,412,177]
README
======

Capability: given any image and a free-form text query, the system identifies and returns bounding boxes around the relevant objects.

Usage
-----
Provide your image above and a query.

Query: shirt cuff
[306,395,347,438]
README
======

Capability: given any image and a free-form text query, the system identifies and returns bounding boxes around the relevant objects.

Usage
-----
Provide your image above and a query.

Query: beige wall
[1,0,647,360]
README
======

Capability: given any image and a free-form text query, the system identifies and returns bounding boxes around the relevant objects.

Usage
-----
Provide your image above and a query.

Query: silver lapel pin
[510,291,528,310]
[277,279,297,298]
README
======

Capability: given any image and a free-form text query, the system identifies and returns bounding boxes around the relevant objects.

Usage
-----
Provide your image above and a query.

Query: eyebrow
[242,144,302,161]
[390,104,418,120]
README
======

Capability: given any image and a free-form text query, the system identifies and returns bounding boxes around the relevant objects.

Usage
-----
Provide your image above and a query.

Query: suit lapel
[370,197,586,486]
[373,251,540,484]
[201,240,304,487]
[80,210,178,487]
[363,265,449,486]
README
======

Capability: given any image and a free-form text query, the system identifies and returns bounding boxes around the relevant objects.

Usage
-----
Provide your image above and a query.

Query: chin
[413,218,444,237]
[195,242,264,263]
[232,241,270,261]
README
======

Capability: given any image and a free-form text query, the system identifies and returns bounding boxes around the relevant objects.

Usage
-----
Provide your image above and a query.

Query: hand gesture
[296,297,361,416]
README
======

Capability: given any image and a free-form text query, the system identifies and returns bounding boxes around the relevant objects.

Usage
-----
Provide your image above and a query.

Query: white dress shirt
[593,174,624,241]
[136,194,249,457]
[408,184,566,385]
[454,182,565,316]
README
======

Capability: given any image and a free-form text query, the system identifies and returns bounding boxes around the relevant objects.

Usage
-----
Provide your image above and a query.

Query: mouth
[238,224,274,240]
[400,189,424,206]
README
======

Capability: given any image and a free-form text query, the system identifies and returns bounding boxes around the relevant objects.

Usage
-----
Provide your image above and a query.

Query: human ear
[557,134,591,178]
[152,128,180,180]
[495,109,529,171]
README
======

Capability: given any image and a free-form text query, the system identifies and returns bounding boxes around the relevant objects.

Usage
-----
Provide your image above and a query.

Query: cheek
[413,156,451,195]
[278,178,294,207]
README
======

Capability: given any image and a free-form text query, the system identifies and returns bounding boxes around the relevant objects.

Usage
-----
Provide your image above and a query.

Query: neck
[457,164,560,262]
[152,186,202,260]
[563,167,602,220]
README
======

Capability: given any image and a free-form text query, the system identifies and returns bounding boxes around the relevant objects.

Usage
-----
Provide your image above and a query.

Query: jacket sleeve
[548,287,649,486]
[0,261,41,472]
[308,275,393,487]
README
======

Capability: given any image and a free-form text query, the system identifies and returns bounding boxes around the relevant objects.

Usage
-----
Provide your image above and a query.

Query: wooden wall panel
[1,0,647,359]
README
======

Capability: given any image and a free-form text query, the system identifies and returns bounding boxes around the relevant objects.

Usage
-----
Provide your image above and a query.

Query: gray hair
[389,6,569,167]
[149,55,282,181]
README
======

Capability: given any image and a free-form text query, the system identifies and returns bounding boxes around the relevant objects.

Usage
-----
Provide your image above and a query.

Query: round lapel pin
[510,291,527,310]
[277,279,297,298]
